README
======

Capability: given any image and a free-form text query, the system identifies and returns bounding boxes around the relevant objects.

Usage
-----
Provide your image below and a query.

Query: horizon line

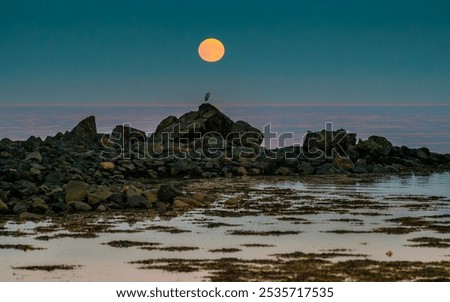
[1,101,449,108]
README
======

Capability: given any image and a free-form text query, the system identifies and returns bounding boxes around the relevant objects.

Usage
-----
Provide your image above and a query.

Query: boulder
[353,158,368,173]
[151,103,263,148]
[12,202,28,214]
[368,136,393,155]
[127,195,152,209]
[112,124,146,144]
[65,180,88,202]
[15,180,39,197]
[99,162,115,170]
[191,193,205,203]
[274,166,291,176]
[30,197,49,214]
[70,116,97,142]
[297,162,315,175]
[0,198,8,212]
[303,129,356,156]
[142,190,158,203]
[174,196,203,207]
[333,156,354,170]
[230,120,263,146]
[236,166,248,176]
[357,136,393,156]
[173,199,191,208]
[25,151,42,162]
[19,212,42,220]
[157,185,184,203]
[88,186,113,205]
[68,201,92,212]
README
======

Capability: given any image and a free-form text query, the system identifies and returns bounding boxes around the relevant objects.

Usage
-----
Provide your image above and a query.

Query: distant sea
[1,103,449,153]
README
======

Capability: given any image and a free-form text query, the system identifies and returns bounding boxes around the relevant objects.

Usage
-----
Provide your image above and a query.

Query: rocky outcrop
[151,103,263,148]
[0,103,449,217]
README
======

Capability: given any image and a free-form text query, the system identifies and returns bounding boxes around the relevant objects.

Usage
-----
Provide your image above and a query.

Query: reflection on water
[0,173,449,281]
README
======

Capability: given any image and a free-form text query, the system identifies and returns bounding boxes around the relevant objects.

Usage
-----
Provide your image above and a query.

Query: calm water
[0,173,449,281]
[1,103,449,153]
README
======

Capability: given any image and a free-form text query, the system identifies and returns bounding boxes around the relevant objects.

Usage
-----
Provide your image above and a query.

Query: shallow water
[0,173,449,281]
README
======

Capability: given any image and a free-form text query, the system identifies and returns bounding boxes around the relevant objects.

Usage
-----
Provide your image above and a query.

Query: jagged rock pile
[0,103,449,217]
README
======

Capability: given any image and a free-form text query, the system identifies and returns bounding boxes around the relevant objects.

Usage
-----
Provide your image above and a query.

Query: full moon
[198,38,225,62]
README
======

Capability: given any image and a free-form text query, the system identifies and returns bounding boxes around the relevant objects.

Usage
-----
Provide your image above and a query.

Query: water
[1,173,449,281]
[1,103,449,153]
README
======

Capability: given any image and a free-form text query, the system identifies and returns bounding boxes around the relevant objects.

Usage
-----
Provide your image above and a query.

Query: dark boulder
[157,185,184,203]
[303,129,356,157]
[69,116,97,142]
[111,125,147,144]
[151,103,263,149]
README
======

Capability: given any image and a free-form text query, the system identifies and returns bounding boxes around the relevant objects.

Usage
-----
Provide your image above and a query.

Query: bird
[204,92,210,102]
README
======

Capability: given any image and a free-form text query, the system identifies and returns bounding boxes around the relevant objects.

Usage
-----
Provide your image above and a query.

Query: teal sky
[1,0,450,105]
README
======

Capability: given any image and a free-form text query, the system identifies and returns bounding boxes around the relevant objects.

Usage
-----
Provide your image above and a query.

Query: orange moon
[198,38,225,62]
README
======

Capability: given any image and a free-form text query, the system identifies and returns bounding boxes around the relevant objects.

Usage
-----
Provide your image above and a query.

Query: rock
[97,204,107,212]
[230,120,264,146]
[356,139,382,156]
[414,147,430,160]
[25,151,42,161]
[151,103,262,148]
[142,190,158,203]
[316,163,334,174]
[112,124,146,144]
[384,165,399,173]
[70,116,97,142]
[45,172,64,186]
[12,202,28,214]
[246,168,260,175]
[297,162,315,175]
[274,166,291,176]
[120,161,135,170]
[15,180,38,196]
[19,212,42,220]
[368,136,393,156]
[224,195,243,208]
[68,201,92,212]
[357,136,393,156]
[173,199,191,208]
[51,201,69,213]
[191,193,205,203]
[0,151,11,158]
[174,196,203,207]
[303,129,356,156]
[0,198,8,212]
[99,162,115,170]
[29,167,41,176]
[0,190,9,203]
[65,180,88,202]
[370,164,386,173]
[333,156,354,170]
[157,185,184,203]
[88,186,113,206]
[127,195,152,209]
[353,158,368,173]
[30,198,49,214]
[31,163,46,170]
[236,166,248,176]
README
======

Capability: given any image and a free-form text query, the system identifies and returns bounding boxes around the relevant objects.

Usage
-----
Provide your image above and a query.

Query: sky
[1,0,450,105]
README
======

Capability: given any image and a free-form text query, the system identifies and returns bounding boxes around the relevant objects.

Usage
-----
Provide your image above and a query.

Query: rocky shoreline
[1,103,449,217]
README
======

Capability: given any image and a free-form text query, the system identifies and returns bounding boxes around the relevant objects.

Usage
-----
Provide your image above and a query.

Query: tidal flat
[1,173,449,281]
